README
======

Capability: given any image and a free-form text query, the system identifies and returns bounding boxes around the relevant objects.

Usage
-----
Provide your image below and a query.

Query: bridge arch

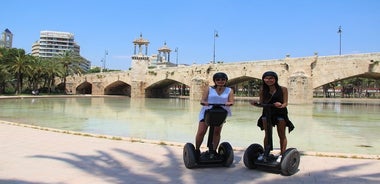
[145,79,189,98]
[104,80,131,96]
[226,76,262,97]
[312,55,380,88]
[76,81,92,94]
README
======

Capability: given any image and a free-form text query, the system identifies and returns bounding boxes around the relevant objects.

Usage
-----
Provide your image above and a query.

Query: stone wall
[63,52,380,104]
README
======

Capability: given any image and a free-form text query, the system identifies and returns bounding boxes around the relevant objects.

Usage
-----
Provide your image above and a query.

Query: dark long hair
[261,71,281,102]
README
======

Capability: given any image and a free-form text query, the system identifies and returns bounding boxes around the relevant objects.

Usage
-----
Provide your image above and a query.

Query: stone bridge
[63,52,380,104]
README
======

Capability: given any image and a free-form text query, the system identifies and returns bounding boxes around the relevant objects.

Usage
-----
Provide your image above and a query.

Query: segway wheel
[183,143,197,169]
[218,142,234,167]
[280,148,300,176]
[243,144,264,169]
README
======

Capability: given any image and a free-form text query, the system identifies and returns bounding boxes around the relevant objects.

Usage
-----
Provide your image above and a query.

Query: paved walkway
[1,122,380,184]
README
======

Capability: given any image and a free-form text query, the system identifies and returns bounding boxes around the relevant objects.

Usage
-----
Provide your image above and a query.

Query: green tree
[26,55,43,92]
[87,66,102,73]
[0,49,8,93]
[6,50,32,94]
[0,48,16,94]
[54,50,85,94]
[43,58,65,93]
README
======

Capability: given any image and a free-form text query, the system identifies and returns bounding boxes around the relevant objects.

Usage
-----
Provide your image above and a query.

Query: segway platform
[244,143,300,175]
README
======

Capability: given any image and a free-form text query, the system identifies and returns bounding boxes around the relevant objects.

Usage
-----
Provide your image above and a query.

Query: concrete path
[1,122,380,184]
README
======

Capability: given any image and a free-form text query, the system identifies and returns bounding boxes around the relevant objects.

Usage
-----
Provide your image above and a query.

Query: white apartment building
[32,31,90,71]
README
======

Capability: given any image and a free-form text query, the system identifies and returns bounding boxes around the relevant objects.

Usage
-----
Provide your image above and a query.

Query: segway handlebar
[251,102,275,108]
[200,103,232,106]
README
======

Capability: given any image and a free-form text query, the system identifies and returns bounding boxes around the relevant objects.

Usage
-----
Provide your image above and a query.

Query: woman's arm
[226,87,234,106]
[279,86,288,108]
[200,86,210,105]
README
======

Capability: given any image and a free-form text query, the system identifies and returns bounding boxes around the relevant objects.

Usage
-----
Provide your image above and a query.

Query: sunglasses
[215,78,226,82]
[264,76,276,80]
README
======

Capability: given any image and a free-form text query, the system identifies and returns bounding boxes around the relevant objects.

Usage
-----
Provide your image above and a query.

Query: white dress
[198,86,232,121]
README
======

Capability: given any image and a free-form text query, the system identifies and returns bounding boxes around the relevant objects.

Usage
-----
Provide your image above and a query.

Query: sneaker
[257,153,264,161]
[276,155,282,162]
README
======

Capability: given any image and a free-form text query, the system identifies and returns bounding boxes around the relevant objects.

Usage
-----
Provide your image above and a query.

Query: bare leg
[277,120,287,154]
[195,121,208,150]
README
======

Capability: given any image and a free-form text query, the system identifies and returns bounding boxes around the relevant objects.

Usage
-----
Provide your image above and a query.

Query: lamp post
[175,47,178,66]
[100,59,104,73]
[337,26,342,55]
[100,50,108,73]
[103,50,108,71]
[213,30,219,64]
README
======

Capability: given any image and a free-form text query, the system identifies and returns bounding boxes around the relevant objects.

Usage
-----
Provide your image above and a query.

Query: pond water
[0,96,379,156]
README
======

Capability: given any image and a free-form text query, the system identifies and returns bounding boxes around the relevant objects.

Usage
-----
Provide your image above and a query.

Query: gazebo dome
[133,33,149,45]
[158,42,171,52]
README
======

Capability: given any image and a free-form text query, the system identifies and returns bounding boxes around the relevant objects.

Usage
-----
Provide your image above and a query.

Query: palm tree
[43,58,65,93]
[0,50,9,94]
[7,50,32,94]
[54,50,85,94]
[27,56,47,93]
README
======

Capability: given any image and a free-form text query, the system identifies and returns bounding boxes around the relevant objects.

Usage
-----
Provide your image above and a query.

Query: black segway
[243,103,300,176]
[183,103,234,169]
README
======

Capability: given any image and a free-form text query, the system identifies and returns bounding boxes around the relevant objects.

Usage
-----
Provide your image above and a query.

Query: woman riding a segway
[183,72,234,169]
[196,72,234,155]
[250,71,295,161]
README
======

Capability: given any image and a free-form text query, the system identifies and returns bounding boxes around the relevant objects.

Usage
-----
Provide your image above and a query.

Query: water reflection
[0,97,379,155]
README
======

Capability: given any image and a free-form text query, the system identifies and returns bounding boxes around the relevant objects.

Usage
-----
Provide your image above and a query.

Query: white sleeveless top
[198,86,232,121]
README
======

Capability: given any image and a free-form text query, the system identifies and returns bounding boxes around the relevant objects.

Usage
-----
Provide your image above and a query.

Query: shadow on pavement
[25,148,380,183]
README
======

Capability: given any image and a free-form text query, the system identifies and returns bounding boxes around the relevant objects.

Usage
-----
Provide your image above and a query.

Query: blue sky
[1,0,379,70]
